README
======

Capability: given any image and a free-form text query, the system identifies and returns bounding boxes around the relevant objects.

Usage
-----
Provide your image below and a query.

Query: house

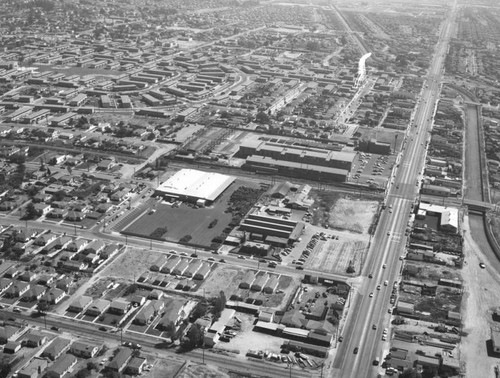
[38,274,55,286]
[70,341,101,358]
[0,325,23,344]
[19,271,37,282]
[107,348,132,372]
[4,280,30,298]
[148,290,163,300]
[0,278,12,294]
[84,240,106,255]
[203,309,236,347]
[42,337,72,360]
[258,310,274,323]
[101,244,120,258]
[22,285,47,302]
[62,260,88,271]
[108,299,131,315]
[86,299,110,316]
[250,274,268,292]
[46,354,77,378]
[33,203,51,216]
[263,276,279,294]
[134,300,164,325]
[157,300,191,330]
[18,357,48,378]
[126,357,147,375]
[4,267,21,278]
[24,331,47,347]
[66,239,88,252]
[68,295,92,313]
[4,340,21,354]
[34,232,58,246]
[56,276,73,292]
[42,287,65,304]
[493,329,500,353]
[131,294,147,306]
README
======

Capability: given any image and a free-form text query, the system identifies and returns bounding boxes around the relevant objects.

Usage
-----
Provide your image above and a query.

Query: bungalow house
[4,340,22,354]
[110,189,129,202]
[107,348,132,372]
[18,357,48,378]
[19,271,37,282]
[41,337,71,360]
[86,298,110,316]
[250,274,268,292]
[46,354,77,378]
[5,280,30,298]
[15,229,38,242]
[193,263,211,280]
[172,259,189,276]
[22,285,47,302]
[38,274,55,286]
[101,244,120,258]
[42,287,65,304]
[24,331,47,347]
[0,325,23,344]
[32,192,52,203]
[134,300,164,325]
[47,208,68,219]
[65,211,85,222]
[68,296,92,313]
[70,341,101,358]
[66,239,88,253]
[83,240,106,255]
[61,260,88,271]
[239,271,255,289]
[34,232,58,246]
[131,294,147,306]
[56,276,73,292]
[0,278,12,294]
[33,203,51,216]
[3,267,21,279]
[263,276,279,294]
[126,357,147,375]
[148,290,163,300]
[157,300,191,330]
[108,299,131,315]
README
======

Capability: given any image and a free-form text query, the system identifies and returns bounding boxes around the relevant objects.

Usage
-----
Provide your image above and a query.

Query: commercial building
[154,169,235,205]
[239,213,304,243]
[238,140,355,171]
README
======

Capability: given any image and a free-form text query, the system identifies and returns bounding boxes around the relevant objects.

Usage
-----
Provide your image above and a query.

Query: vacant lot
[328,198,378,234]
[307,238,368,275]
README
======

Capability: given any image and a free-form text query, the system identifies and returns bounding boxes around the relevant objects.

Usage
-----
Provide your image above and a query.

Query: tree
[255,111,270,124]
[24,203,38,220]
[37,301,49,315]
[190,301,208,321]
[181,324,203,351]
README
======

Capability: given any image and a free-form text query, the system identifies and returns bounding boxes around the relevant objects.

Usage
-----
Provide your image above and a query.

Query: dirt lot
[179,362,230,378]
[215,312,284,355]
[459,216,500,378]
[101,247,165,281]
[328,198,378,234]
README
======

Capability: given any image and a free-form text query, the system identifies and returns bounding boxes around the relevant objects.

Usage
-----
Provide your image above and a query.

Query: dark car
[50,326,60,331]
[353,347,359,354]
[191,253,198,258]
[296,266,304,270]
[338,336,343,342]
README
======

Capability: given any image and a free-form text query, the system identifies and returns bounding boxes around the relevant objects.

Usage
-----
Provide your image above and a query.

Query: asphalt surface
[331,5,456,377]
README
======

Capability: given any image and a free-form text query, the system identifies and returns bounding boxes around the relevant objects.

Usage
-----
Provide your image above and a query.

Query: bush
[179,235,192,243]
[150,227,168,239]
[208,219,218,229]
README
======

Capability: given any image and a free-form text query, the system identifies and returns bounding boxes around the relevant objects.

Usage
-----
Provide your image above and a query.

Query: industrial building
[239,213,304,245]
[238,140,355,171]
[154,169,235,205]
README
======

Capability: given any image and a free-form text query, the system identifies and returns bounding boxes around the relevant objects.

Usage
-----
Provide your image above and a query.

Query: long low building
[239,213,304,242]
[243,155,349,183]
[154,169,235,205]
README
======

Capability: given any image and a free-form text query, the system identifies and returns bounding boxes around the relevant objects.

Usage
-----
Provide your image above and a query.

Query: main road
[331,3,457,377]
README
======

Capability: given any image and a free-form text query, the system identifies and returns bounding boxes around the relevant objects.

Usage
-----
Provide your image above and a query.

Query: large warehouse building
[154,169,235,205]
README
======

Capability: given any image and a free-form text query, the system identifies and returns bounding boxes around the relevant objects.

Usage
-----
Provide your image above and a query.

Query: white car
[369,292,374,298]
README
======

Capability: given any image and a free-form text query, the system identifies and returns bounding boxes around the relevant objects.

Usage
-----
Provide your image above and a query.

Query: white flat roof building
[155,169,235,203]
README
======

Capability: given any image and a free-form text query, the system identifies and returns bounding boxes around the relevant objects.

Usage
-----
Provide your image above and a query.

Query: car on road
[382,264,387,269]
[191,253,198,258]
[369,292,374,298]
[207,257,215,261]
[376,285,381,290]
[219,259,226,263]
[296,266,304,270]
[338,336,343,342]
[238,255,246,259]
[372,324,377,330]
[353,347,359,354]
[383,328,388,335]
[50,326,60,331]
[368,273,373,278]
[387,231,390,236]
[384,280,388,286]
[399,255,404,261]
[389,209,393,213]
[479,262,486,269]
[382,335,387,341]
[388,308,392,314]
[180,252,188,256]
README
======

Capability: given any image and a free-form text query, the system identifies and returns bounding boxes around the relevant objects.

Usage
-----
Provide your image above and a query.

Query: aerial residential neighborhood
[0,0,499,378]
